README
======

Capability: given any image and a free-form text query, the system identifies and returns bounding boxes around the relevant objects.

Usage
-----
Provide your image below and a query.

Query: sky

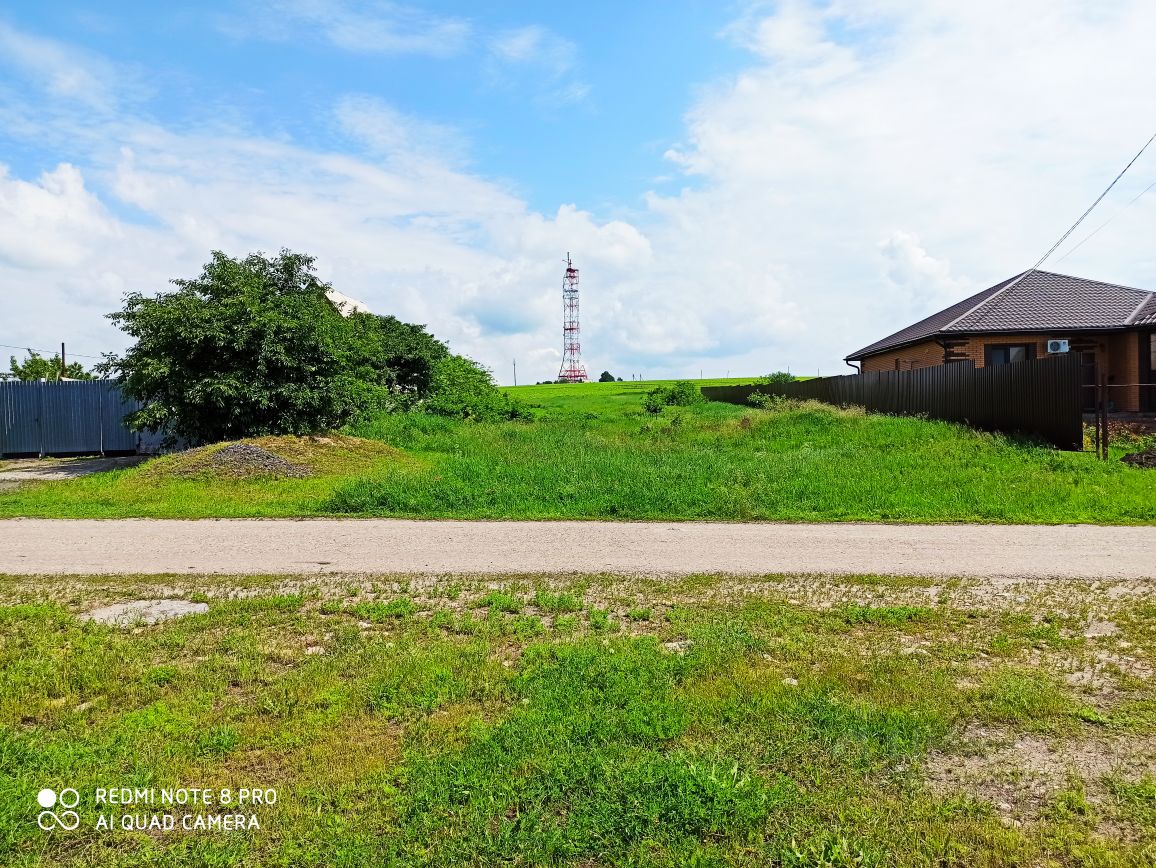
[3,1,1156,384]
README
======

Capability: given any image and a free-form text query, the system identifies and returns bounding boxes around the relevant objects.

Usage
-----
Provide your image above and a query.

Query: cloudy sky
[3,1,1156,383]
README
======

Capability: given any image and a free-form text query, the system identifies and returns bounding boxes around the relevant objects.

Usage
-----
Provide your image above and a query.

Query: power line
[0,343,106,360]
[1029,130,1156,272]
[1054,179,1156,264]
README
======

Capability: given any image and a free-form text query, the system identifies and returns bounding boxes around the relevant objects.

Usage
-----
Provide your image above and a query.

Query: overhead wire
[1027,130,1156,273]
[1054,179,1156,264]
[0,342,106,359]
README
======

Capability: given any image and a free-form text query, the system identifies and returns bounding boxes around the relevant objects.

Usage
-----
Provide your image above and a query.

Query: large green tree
[103,250,407,444]
[8,352,92,381]
[361,315,450,398]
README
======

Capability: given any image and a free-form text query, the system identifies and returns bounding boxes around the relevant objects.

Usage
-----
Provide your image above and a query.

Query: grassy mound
[0,434,416,518]
[142,434,403,481]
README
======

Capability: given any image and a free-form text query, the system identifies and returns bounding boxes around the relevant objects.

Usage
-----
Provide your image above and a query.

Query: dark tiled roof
[844,274,1022,360]
[846,270,1156,360]
[1134,294,1156,326]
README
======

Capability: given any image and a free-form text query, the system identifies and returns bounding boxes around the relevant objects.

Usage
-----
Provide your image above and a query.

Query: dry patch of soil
[927,726,1156,827]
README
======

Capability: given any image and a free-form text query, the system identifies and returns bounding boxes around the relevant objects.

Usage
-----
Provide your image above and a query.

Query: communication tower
[557,253,587,382]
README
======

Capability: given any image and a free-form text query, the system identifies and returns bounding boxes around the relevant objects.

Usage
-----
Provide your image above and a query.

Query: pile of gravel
[1121,450,1156,469]
[200,444,313,479]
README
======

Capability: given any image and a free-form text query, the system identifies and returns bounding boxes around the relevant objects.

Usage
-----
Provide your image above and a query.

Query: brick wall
[860,340,945,373]
[858,331,1144,411]
[1107,332,1140,412]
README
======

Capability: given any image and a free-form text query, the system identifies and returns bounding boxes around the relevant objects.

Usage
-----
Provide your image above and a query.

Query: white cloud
[0,82,635,380]
[7,4,1156,381]
[651,0,1156,371]
[224,0,470,57]
[878,230,969,308]
[487,25,589,106]
[0,21,125,109]
[0,164,121,270]
[490,25,575,75]
[335,95,469,166]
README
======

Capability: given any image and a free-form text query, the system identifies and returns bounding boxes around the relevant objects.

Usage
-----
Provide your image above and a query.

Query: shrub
[643,390,667,414]
[644,380,703,413]
[666,380,704,406]
[424,355,525,421]
[757,371,796,385]
[748,392,794,411]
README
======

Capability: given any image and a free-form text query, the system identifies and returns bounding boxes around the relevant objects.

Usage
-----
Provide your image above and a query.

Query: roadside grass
[1,572,1154,866]
[0,379,1153,522]
[0,435,413,519]
[328,392,1154,523]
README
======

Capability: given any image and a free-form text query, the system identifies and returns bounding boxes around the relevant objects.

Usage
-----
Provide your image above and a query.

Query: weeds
[1,571,1154,865]
[1,380,1153,523]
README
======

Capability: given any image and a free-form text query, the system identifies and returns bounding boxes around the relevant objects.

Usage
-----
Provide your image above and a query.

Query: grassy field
[2,571,1154,866]
[0,378,1153,522]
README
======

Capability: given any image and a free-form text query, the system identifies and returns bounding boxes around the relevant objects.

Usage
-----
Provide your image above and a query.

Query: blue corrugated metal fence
[0,380,154,456]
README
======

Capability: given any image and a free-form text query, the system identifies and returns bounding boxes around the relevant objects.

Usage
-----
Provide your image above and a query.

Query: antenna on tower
[557,252,587,383]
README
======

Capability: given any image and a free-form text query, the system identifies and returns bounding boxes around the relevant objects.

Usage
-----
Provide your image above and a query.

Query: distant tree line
[7,352,93,381]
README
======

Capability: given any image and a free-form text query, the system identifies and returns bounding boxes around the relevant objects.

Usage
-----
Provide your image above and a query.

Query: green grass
[0,379,1153,522]
[2,571,1154,866]
[0,433,415,519]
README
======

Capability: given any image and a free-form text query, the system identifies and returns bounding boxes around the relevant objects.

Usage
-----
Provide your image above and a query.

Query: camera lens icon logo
[37,788,80,831]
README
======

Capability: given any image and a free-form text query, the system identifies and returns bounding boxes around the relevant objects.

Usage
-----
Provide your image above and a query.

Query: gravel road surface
[1,519,1154,578]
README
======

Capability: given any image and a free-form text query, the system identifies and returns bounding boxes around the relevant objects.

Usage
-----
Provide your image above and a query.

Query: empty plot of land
[3,569,1155,865]
[1,519,1154,578]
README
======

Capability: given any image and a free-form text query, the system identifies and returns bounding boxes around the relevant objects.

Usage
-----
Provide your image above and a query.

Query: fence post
[1093,387,1100,457]
[37,382,45,459]
[1100,373,1110,460]
[99,381,105,457]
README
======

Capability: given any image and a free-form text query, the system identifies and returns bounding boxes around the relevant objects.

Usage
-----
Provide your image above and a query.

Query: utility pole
[512,359,517,387]
[60,342,66,380]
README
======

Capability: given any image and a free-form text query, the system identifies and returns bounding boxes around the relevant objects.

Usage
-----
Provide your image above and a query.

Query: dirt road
[1,519,1153,578]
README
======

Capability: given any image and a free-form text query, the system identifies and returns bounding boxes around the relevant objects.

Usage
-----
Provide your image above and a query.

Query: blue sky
[3,1,1156,382]
[2,1,744,214]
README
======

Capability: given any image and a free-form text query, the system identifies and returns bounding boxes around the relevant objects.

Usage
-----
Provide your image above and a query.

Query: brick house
[844,270,1156,412]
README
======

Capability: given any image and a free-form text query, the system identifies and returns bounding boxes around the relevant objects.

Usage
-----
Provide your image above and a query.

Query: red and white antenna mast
[557,252,587,382]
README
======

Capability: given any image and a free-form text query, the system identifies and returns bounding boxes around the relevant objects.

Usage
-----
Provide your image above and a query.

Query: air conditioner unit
[1046,339,1070,354]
